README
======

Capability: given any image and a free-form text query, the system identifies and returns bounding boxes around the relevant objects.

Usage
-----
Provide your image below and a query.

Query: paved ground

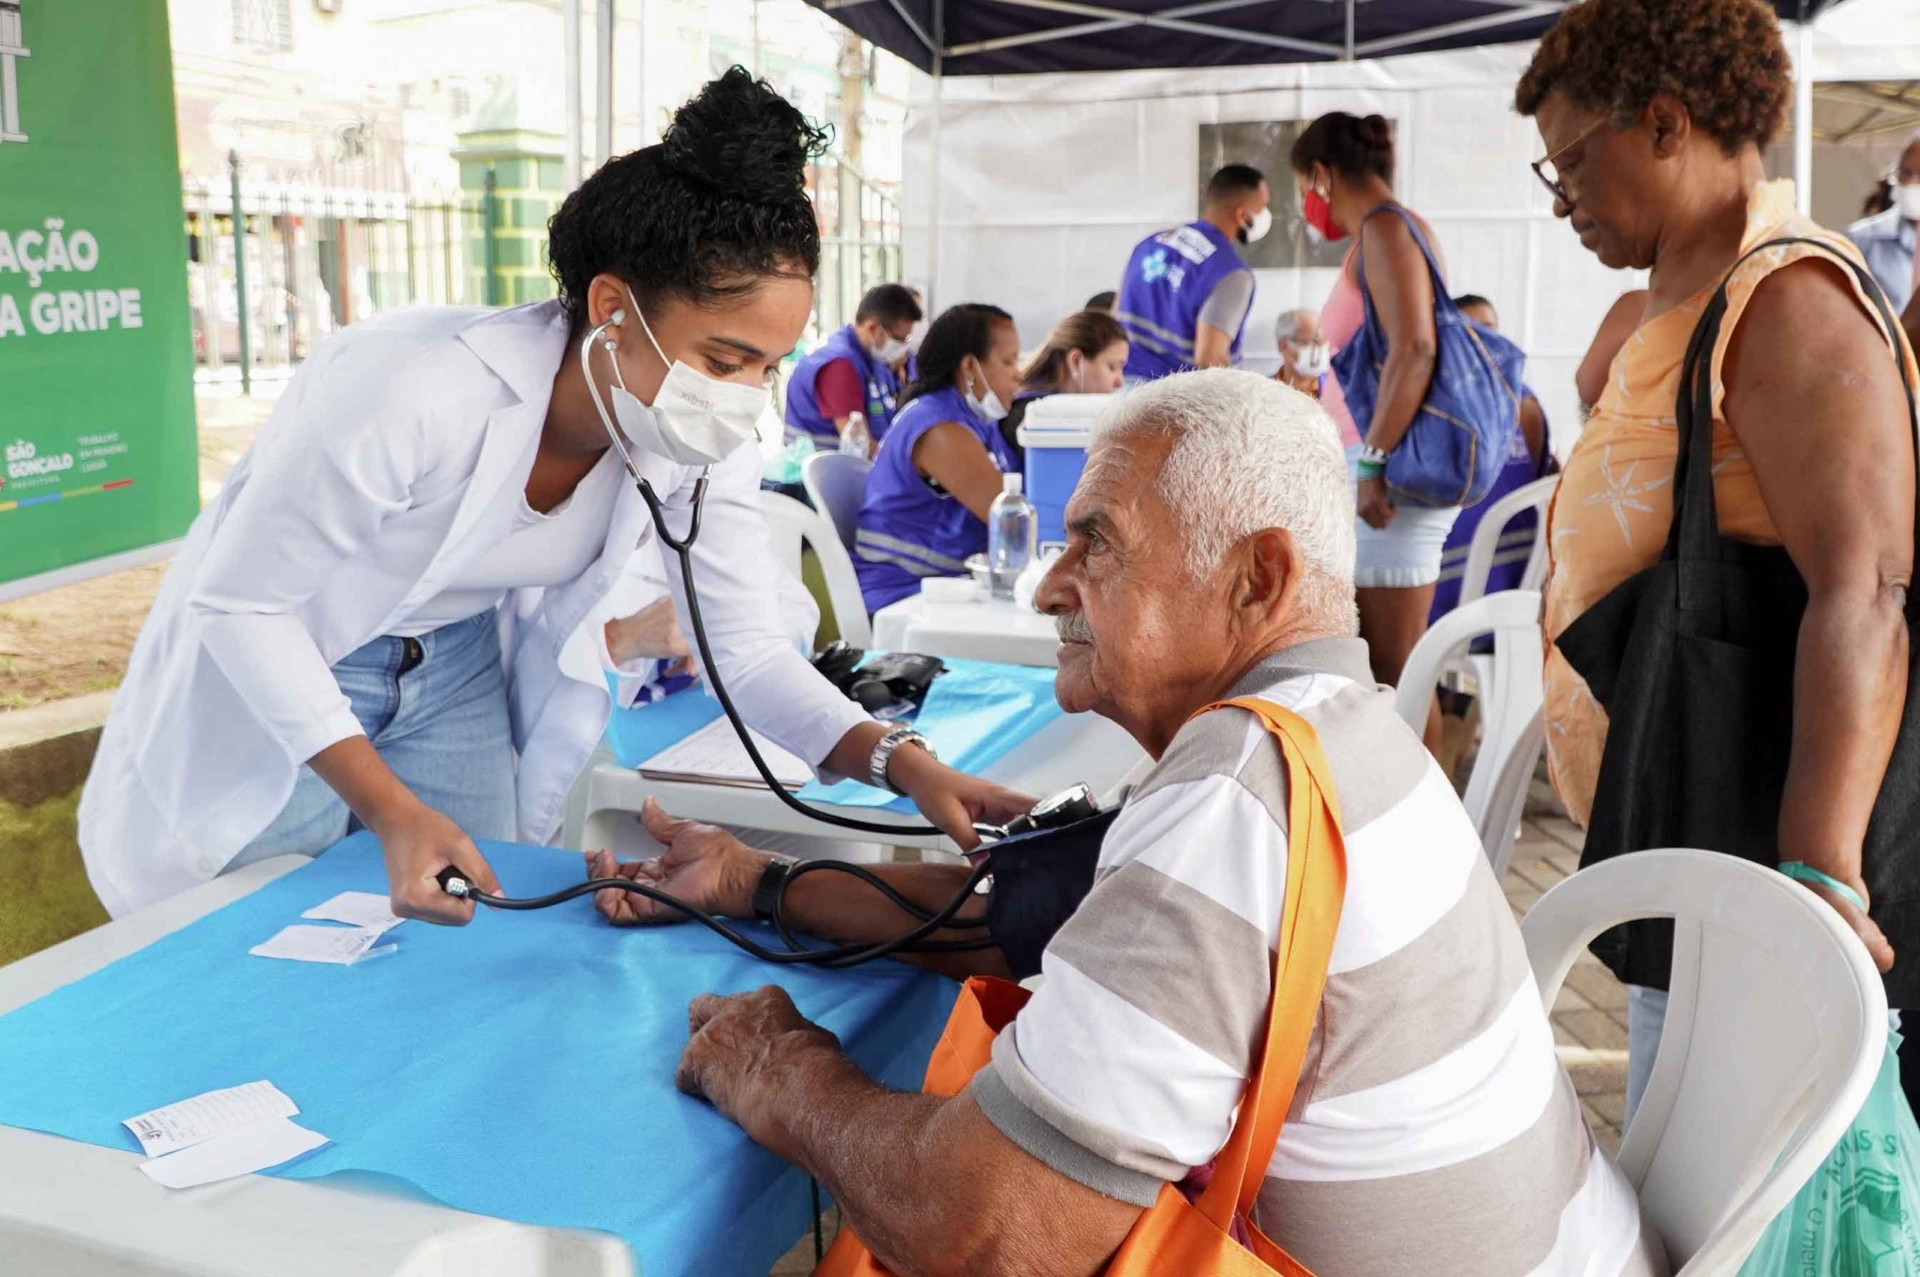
[766,786,1629,1274]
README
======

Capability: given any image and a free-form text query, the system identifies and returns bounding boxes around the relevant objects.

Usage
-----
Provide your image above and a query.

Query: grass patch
[0,784,110,965]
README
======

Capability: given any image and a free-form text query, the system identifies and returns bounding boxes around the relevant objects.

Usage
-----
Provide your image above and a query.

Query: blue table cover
[0,835,957,1276]
[606,657,1064,815]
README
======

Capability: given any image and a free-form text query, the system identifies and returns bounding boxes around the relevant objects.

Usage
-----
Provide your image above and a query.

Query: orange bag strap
[1187,698,1348,1227]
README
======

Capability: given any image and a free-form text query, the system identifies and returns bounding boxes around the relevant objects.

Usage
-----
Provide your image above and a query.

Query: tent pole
[564,0,583,187]
[1794,15,1814,216]
[596,0,615,170]
[929,0,944,310]
[1344,0,1355,60]
[635,0,650,146]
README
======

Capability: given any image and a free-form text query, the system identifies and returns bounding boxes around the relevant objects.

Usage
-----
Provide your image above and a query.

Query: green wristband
[1355,459,1386,479]
[1778,861,1868,912]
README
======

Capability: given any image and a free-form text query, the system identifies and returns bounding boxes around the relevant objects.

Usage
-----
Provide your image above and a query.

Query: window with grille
[233,0,293,51]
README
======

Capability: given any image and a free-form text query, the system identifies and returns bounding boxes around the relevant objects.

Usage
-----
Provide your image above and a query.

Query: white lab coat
[80,301,870,917]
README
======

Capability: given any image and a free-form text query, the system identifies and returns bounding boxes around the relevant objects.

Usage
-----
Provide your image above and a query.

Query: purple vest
[1429,390,1553,623]
[1116,220,1251,381]
[854,385,1019,614]
[782,325,903,448]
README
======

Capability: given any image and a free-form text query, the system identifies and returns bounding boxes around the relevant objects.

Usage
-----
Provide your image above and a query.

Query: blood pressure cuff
[984,808,1120,980]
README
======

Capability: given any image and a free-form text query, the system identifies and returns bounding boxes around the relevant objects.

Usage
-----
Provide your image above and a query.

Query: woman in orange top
[1517,0,1918,1118]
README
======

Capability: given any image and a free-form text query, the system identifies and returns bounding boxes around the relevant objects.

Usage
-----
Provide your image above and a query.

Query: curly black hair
[547,66,832,316]
[1514,0,1791,153]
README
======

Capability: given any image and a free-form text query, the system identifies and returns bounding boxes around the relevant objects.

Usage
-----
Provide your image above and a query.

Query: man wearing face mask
[783,282,923,453]
[1847,133,1920,318]
[1115,164,1269,380]
[78,69,1032,926]
[1272,307,1329,397]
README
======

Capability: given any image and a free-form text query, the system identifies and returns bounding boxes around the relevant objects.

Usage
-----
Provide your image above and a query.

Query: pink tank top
[1319,249,1365,448]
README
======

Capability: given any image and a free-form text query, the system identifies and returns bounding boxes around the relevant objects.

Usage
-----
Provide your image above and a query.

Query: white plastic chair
[802,450,871,551]
[1457,474,1558,607]
[1395,590,1543,872]
[758,490,872,646]
[1522,850,1888,1274]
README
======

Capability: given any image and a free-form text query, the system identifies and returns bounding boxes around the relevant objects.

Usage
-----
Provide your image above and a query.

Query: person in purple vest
[781,282,923,453]
[854,304,1023,614]
[1429,295,1557,625]
[1116,164,1269,380]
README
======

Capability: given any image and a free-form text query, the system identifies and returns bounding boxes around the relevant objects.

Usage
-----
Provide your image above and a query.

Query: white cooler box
[1017,393,1115,551]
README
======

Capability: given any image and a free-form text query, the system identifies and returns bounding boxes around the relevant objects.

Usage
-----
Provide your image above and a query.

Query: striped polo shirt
[973,637,1666,1276]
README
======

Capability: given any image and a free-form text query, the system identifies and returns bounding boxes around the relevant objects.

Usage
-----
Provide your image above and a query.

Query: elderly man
[594,371,1662,1276]
[1273,306,1328,397]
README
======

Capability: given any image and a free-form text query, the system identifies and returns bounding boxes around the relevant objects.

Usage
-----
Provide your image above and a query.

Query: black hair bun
[660,66,832,204]
[1360,115,1392,148]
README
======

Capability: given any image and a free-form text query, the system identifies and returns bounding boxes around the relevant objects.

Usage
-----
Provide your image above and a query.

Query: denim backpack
[1332,204,1526,508]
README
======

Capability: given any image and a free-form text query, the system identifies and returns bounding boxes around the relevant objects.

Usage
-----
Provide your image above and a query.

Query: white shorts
[1348,444,1464,589]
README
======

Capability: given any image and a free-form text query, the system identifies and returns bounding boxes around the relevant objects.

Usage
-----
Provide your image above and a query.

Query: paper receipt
[300,891,403,935]
[123,1080,299,1159]
[139,1116,330,1189]
[249,925,397,966]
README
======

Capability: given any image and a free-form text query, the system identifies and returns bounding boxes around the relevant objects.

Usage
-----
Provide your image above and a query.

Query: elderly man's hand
[677,986,841,1139]
[585,799,769,925]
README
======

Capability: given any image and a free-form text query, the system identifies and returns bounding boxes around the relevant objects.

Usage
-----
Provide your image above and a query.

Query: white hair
[1273,307,1317,347]
[1092,369,1358,634]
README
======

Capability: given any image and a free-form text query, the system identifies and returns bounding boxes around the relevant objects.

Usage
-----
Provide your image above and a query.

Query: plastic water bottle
[987,472,1036,601]
[841,411,872,457]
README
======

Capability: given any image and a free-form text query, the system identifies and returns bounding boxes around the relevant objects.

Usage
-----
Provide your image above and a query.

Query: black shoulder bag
[1555,238,1920,1005]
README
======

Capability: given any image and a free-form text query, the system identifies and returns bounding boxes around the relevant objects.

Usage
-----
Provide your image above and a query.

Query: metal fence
[184,151,902,388]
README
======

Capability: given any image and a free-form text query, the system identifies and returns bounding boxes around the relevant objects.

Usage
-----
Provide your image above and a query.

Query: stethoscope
[576,311,950,840]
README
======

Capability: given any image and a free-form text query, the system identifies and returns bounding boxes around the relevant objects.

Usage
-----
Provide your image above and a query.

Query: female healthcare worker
[79,69,1029,925]
[852,304,1023,614]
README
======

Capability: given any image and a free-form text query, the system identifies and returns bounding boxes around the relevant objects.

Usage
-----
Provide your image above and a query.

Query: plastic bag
[1739,1032,1920,1275]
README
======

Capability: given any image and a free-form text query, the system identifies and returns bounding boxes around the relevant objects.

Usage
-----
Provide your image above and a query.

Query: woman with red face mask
[1292,112,1455,739]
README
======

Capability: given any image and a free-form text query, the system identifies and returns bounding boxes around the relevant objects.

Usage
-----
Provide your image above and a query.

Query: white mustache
[1055,611,1093,643]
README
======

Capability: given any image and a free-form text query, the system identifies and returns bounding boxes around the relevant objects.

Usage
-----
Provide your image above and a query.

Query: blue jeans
[230,611,516,868]
[1624,984,1667,1129]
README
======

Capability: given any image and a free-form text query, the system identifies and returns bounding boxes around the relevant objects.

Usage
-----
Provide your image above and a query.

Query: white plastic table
[0,854,635,1277]
[572,710,1145,860]
[869,591,1063,667]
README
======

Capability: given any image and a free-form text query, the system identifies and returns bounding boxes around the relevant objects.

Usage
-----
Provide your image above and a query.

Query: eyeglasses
[1532,118,1606,204]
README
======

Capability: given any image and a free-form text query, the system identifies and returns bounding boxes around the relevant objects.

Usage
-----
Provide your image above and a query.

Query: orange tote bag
[816,698,1348,1277]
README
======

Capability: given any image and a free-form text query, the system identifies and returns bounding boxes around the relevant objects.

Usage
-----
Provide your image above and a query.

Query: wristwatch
[869,726,936,795]
[751,854,802,921]
[1358,443,1391,468]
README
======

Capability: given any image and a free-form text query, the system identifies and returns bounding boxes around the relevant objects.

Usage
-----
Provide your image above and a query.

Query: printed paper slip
[123,1080,299,1158]
[301,891,403,934]
[139,1116,330,1189]
[249,925,397,966]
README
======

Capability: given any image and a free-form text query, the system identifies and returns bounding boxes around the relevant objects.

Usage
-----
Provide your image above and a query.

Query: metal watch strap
[869,726,935,795]
[751,854,801,921]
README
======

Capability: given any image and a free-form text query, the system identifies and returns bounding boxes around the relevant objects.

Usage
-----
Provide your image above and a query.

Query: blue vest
[782,325,902,448]
[1116,220,1251,381]
[1430,388,1554,623]
[854,385,1019,614]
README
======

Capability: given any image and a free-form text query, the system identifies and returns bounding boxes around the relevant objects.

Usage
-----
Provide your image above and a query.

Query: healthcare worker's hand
[604,597,693,678]
[887,746,1034,853]
[376,805,502,925]
[584,799,767,925]
[1357,475,1397,530]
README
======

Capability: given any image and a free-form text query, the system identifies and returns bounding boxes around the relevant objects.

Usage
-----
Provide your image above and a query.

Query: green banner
[0,0,198,593]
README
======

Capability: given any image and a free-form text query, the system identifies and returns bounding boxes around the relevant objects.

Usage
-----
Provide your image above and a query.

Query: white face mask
[1898,183,1920,221]
[905,320,928,354]
[1287,341,1331,378]
[965,370,1009,423]
[873,333,912,364]
[590,287,769,468]
[1239,205,1273,245]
